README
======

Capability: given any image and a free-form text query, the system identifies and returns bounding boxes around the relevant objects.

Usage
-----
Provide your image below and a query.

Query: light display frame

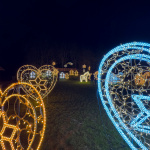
[0,82,46,150]
[74,70,79,76]
[80,71,90,82]
[98,42,150,150]
[17,65,58,99]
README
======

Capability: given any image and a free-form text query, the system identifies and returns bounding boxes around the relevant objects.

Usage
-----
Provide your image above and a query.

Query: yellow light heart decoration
[0,82,46,150]
[17,65,58,99]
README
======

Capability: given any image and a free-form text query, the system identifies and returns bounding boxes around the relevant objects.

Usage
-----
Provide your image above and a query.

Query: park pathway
[41,80,129,150]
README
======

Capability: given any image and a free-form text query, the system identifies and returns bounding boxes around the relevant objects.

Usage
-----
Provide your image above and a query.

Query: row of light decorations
[1,41,149,150]
[59,69,98,81]
[0,65,58,150]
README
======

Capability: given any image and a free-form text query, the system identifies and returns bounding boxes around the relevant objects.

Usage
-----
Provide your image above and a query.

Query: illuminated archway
[98,42,150,150]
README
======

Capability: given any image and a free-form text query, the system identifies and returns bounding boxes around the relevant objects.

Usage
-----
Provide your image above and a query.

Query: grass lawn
[40,79,130,150]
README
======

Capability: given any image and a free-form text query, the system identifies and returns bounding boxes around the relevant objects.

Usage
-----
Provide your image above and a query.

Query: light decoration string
[0,82,46,150]
[17,65,58,99]
[88,73,92,80]
[98,42,150,150]
[93,71,98,80]
[65,73,69,79]
[80,71,90,82]
[74,70,79,76]
[69,70,74,76]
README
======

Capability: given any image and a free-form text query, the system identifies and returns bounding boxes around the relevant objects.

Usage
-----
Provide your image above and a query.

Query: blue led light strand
[98,42,150,150]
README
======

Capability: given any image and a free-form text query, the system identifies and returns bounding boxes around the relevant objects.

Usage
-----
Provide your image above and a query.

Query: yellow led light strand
[1,94,37,150]
[69,69,74,76]
[0,82,46,150]
[65,73,69,79]
[17,65,58,99]
[94,71,98,80]
[134,71,150,86]
[74,70,78,76]
[39,66,58,98]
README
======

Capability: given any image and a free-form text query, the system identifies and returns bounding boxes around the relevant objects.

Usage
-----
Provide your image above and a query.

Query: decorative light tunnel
[0,82,46,150]
[17,65,58,100]
[98,42,150,150]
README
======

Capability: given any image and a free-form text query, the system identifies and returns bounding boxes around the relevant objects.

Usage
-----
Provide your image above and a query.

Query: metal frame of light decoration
[98,42,150,150]
[0,82,46,150]
[17,65,58,100]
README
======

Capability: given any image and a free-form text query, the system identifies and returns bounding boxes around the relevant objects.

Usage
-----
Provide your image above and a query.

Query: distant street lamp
[82,64,86,72]
[88,66,91,71]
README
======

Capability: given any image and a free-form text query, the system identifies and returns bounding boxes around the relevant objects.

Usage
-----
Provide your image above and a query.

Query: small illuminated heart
[0,82,46,150]
[98,42,150,150]
[17,65,58,99]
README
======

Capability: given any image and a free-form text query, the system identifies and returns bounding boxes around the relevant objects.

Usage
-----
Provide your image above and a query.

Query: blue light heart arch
[98,42,150,150]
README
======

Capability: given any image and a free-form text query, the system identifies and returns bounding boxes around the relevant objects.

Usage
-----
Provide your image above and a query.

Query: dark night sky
[1,0,150,77]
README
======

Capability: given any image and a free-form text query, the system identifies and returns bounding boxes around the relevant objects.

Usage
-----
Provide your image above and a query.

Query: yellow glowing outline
[17,65,58,99]
[65,73,69,79]
[74,70,78,76]
[0,82,46,150]
[69,69,74,76]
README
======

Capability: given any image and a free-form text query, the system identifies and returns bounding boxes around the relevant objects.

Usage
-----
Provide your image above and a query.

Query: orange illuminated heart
[0,82,46,150]
[17,65,58,99]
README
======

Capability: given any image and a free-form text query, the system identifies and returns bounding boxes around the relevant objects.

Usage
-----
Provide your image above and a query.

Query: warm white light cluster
[74,70,78,76]
[52,61,56,66]
[93,71,98,80]
[134,72,150,86]
[0,82,46,150]
[82,64,86,72]
[64,62,73,67]
[65,73,69,79]
[60,72,65,79]
[69,69,74,75]
[17,65,58,99]
[80,71,90,82]
[98,42,150,150]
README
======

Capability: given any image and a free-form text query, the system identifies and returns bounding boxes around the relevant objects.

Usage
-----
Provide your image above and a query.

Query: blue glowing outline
[105,55,150,149]
[98,42,150,150]
[131,95,150,134]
